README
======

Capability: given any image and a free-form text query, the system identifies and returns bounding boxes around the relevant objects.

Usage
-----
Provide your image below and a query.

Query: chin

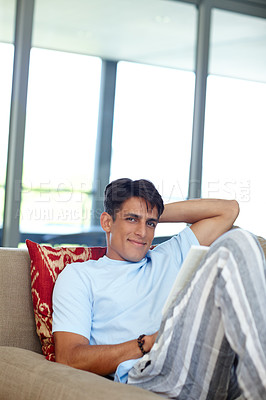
[125,243,149,262]
[126,252,147,263]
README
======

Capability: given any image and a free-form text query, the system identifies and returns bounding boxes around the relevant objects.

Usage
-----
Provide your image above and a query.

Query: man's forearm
[65,340,140,376]
[54,332,157,376]
[159,198,238,224]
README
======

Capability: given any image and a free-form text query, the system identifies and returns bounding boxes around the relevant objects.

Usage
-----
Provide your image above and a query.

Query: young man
[52,178,266,399]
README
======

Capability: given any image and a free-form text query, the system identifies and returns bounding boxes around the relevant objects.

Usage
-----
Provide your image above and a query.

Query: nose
[135,221,147,238]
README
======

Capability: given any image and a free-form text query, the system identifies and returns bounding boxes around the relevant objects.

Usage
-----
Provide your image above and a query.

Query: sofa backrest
[0,247,42,353]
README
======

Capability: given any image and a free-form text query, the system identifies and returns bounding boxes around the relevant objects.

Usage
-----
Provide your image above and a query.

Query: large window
[109,1,197,238]
[21,49,101,234]
[2,0,266,246]
[20,0,197,238]
[111,61,195,237]
[202,10,266,237]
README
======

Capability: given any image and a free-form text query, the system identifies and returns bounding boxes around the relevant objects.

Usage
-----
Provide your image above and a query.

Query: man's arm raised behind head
[159,199,239,246]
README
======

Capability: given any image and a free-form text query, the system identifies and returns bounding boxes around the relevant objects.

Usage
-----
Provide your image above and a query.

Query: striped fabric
[128,229,266,399]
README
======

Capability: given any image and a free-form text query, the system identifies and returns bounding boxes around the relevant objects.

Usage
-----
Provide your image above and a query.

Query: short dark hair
[104,178,164,220]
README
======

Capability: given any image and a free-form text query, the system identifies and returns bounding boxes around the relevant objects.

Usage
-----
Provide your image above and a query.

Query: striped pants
[128,229,266,399]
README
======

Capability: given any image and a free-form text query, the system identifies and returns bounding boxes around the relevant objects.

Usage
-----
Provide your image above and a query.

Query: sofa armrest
[0,346,160,400]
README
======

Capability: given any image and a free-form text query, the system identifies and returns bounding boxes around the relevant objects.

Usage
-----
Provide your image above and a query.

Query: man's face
[105,196,159,262]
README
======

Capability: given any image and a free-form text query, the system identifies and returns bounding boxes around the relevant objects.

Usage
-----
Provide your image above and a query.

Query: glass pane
[0,0,16,43]
[209,9,266,82]
[203,76,266,238]
[203,10,266,238]
[21,48,101,234]
[33,0,196,71]
[0,42,14,228]
[0,0,16,231]
[111,61,195,237]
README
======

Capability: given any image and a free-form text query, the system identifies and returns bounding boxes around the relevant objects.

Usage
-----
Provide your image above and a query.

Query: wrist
[137,334,148,356]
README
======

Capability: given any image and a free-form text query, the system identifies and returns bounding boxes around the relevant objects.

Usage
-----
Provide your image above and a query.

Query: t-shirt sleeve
[175,225,200,257]
[52,263,93,340]
[152,226,200,272]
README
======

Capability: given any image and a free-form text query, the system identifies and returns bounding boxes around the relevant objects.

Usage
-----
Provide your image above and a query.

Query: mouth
[128,239,147,247]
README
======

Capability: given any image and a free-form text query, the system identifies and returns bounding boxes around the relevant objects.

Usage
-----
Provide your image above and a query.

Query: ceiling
[32,0,197,71]
[1,0,266,82]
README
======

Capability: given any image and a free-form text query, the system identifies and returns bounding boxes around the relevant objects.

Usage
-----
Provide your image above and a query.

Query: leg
[128,229,266,399]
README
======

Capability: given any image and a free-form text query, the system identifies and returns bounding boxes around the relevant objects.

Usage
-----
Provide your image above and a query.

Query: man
[52,178,266,399]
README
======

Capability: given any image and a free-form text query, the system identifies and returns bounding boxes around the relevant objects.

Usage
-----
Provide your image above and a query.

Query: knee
[211,227,257,253]
[212,227,242,245]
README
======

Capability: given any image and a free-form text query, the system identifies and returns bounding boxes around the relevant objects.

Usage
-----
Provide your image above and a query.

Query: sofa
[0,233,265,400]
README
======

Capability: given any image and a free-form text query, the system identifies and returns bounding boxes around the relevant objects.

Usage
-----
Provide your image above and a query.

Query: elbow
[55,351,71,367]
[55,345,78,369]
[228,199,240,226]
[55,352,81,370]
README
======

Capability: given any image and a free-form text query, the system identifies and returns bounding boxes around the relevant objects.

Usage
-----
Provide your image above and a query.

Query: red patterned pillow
[26,240,106,361]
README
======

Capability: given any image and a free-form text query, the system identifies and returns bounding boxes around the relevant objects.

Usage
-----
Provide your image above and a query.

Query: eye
[126,217,136,222]
[147,221,156,228]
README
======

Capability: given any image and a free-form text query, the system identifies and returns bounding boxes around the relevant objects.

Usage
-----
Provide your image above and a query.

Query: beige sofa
[0,235,265,399]
[0,247,160,400]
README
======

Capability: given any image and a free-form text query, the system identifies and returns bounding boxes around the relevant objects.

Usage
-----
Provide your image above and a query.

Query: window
[21,48,101,234]
[111,61,195,237]
[0,0,16,229]
[202,10,266,237]
[0,43,14,228]
[109,1,197,237]
[0,0,16,43]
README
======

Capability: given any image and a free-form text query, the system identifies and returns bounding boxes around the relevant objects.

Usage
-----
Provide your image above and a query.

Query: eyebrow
[124,213,159,223]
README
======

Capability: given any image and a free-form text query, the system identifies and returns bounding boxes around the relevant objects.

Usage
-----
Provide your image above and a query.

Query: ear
[100,212,113,233]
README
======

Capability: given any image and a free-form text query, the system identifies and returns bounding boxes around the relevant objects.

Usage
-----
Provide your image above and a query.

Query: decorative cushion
[26,240,106,361]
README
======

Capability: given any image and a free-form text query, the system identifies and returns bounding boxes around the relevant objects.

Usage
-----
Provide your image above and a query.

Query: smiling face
[101,196,159,262]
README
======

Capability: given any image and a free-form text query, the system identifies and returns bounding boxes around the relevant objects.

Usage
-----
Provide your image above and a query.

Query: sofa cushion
[26,240,106,361]
[0,346,160,400]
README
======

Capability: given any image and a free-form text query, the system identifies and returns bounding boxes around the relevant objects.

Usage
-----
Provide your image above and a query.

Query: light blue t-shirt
[52,226,199,382]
